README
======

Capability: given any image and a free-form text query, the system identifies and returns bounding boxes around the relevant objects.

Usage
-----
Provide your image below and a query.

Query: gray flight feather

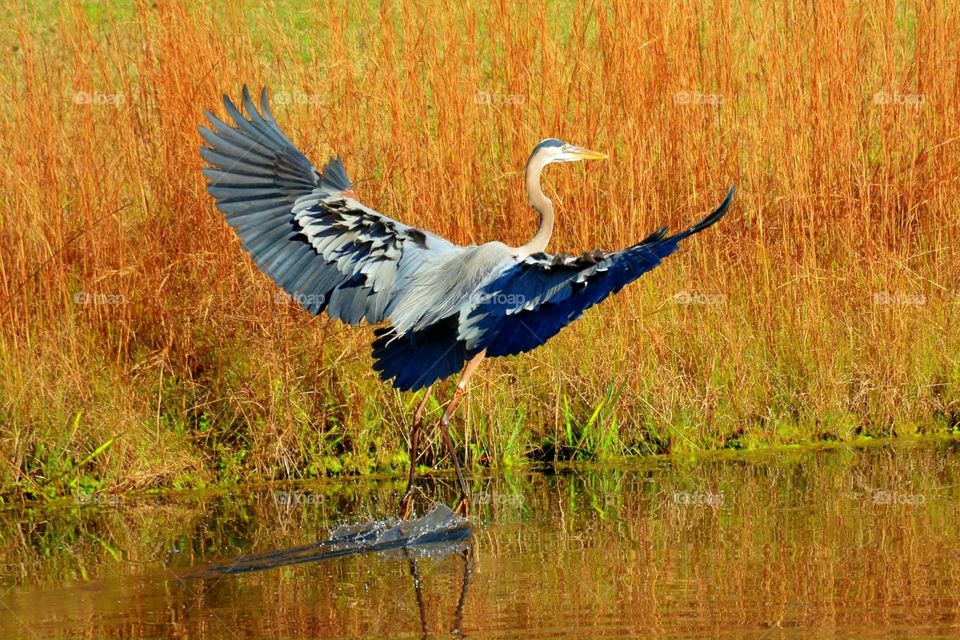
[199,85,514,339]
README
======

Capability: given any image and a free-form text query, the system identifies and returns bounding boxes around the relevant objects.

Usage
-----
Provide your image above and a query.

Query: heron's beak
[561,145,608,162]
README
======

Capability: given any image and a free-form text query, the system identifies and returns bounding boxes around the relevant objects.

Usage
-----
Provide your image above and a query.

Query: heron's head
[528,138,608,169]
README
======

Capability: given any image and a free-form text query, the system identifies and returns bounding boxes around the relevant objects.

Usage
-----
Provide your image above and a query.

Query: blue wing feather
[463,186,734,357]
[371,318,471,391]
[467,240,673,356]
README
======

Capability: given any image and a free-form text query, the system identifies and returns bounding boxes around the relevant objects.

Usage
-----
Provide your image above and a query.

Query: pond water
[2,440,960,639]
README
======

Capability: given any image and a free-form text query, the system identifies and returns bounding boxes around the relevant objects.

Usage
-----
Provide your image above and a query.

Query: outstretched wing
[459,187,735,357]
[199,86,461,325]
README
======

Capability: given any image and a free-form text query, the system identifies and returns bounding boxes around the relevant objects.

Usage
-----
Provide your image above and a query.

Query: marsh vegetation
[0,1,958,498]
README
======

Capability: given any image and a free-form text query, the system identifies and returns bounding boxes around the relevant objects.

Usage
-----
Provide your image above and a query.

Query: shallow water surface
[2,441,960,639]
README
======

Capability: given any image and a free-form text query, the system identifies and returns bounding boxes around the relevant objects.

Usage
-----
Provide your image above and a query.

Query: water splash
[182,504,471,578]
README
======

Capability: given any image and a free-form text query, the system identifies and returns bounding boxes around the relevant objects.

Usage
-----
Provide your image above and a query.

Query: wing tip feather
[689,183,735,235]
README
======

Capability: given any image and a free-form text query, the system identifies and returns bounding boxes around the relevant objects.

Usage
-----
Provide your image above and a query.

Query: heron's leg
[400,385,433,520]
[452,543,474,635]
[436,349,487,516]
[406,552,430,638]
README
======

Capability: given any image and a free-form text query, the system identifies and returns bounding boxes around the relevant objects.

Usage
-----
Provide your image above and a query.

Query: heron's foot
[453,496,470,518]
[399,491,416,521]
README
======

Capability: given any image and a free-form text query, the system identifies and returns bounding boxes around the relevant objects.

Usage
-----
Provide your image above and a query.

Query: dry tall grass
[1,0,958,497]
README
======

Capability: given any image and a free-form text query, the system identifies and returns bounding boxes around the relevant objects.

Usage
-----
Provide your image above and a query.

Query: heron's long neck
[514,157,554,259]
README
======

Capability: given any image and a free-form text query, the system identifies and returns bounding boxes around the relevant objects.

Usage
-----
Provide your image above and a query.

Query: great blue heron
[200,87,734,518]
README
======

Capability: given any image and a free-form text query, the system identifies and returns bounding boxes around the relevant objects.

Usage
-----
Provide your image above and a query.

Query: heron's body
[201,87,733,515]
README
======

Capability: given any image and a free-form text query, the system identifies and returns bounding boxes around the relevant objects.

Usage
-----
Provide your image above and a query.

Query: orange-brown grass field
[1,0,958,500]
